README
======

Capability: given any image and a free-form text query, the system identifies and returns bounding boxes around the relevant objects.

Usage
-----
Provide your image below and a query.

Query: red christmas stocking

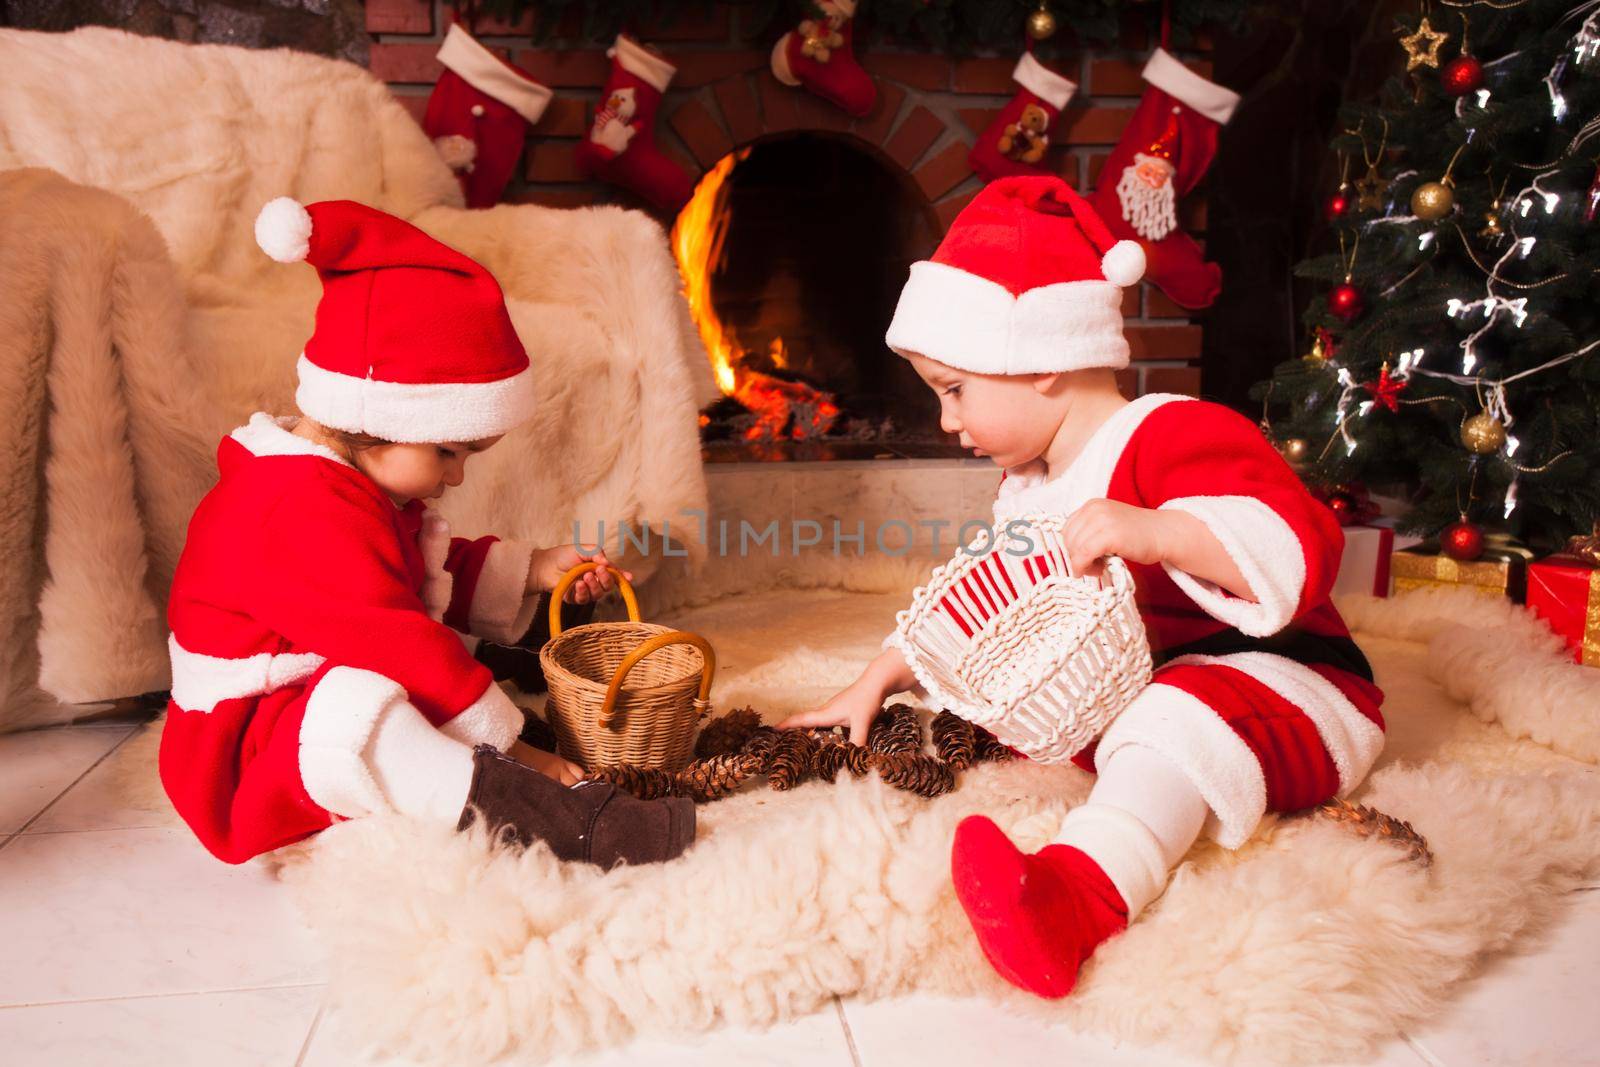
[424,23,553,209]
[1088,48,1240,310]
[770,0,876,117]
[573,36,695,212]
[968,52,1077,183]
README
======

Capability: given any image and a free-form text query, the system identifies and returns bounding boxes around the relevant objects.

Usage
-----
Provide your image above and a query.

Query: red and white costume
[160,414,540,863]
[990,393,1385,849]
[161,197,542,863]
[883,176,1384,998]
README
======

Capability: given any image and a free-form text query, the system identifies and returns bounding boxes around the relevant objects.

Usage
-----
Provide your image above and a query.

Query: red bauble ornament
[1326,191,1351,220]
[1327,492,1356,525]
[1441,55,1484,96]
[1441,520,1485,561]
[1329,281,1365,322]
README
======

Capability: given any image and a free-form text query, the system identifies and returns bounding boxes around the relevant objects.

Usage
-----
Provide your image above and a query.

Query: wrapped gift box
[1526,556,1600,666]
[1333,524,1395,598]
[1390,537,1532,602]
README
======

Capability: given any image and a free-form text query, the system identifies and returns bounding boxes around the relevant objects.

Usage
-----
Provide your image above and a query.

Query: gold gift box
[1390,542,1530,602]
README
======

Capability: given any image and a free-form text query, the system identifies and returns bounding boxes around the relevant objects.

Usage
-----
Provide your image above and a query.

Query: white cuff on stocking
[437,24,553,125]
[1142,47,1240,125]
[610,34,677,93]
[1014,52,1077,111]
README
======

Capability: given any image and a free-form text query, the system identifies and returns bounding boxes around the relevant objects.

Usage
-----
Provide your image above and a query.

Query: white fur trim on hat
[255,197,312,263]
[1013,51,1077,111]
[1142,47,1241,126]
[885,261,1129,374]
[295,354,536,443]
[1100,240,1146,287]
[609,35,676,94]
[437,23,553,125]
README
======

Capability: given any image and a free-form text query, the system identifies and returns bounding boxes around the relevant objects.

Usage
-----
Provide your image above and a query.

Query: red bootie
[951,815,1128,999]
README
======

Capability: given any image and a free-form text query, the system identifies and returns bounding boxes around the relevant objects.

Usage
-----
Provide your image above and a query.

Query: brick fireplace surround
[367,0,1214,401]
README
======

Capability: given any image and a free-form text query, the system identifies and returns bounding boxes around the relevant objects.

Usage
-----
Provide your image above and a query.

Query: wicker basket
[538,562,715,771]
[888,513,1151,763]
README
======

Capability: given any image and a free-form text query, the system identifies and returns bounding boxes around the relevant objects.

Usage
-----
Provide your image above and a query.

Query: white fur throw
[0,28,716,727]
[266,577,1600,1066]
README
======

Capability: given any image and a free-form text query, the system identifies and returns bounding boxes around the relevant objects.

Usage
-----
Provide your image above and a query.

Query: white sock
[1054,743,1209,918]
[360,698,477,824]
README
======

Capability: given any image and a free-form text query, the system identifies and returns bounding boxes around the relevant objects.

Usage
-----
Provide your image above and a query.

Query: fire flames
[672,150,840,442]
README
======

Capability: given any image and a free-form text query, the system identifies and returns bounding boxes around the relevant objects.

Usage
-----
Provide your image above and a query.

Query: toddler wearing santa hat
[782,176,1384,997]
[158,198,694,868]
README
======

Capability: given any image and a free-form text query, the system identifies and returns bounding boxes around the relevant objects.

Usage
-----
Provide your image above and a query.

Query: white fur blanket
[0,28,715,726]
[259,570,1600,1066]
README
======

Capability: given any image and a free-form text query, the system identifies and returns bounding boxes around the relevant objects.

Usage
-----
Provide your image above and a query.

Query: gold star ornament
[1355,167,1389,211]
[1400,17,1449,71]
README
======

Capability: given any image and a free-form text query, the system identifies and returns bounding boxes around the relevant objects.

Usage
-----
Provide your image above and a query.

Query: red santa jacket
[159,413,538,862]
[889,394,1385,845]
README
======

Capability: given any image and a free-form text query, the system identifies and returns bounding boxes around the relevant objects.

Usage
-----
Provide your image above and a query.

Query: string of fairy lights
[1278,0,1600,528]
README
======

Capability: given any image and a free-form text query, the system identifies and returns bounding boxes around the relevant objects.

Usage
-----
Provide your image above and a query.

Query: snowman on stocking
[1089,47,1240,310]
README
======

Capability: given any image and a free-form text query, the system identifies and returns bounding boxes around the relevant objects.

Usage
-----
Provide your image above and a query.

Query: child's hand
[527,545,634,602]
[778,677,886,746]
[508,739,586,785]
[1061,498,1177,578]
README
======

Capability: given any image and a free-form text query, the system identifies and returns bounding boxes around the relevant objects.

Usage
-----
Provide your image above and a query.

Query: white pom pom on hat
[1100,239,1146,287]
[254,197,313,263]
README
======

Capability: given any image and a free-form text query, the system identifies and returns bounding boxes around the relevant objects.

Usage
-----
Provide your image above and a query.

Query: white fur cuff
[1054,803,1171,918]
[1159,495,1305,638]
[468,539,539,644]
[1096,681,1267,848]
[298,666,403,819]
[438,679,524,751]
[295,354,536,444]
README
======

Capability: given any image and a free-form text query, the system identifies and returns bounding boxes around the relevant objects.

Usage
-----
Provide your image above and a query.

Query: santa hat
[885,176,1145,375]
[254,197,534,443]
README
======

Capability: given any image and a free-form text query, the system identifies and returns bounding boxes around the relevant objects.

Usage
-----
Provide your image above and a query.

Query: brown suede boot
[457,745,695,869]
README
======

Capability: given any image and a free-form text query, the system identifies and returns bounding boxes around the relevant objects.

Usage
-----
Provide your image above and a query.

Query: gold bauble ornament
[1460,411,1507,454]
[1411,179,1455,221]
[1026,4,1057,40]
[1280,437,1310,464]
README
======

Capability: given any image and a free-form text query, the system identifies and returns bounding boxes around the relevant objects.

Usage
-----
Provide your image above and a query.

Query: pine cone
[694,706,763,759]
[867,703,922,756]
[768,728,820,791]
[930,711,976,770]
[871,751,955,799]
[814,736,872,780]
[1315,797,1433,867]
[739,725,783,769]
[971,725,1014,763]
[589,764,677,801]
[675,752,763,803]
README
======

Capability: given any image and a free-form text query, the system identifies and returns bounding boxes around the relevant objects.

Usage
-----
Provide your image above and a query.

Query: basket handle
[549,561,640,637]
[598,631,716,730]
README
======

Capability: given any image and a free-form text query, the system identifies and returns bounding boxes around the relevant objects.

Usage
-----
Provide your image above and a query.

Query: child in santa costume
[782,176,1384,998]
[158,197,695,868]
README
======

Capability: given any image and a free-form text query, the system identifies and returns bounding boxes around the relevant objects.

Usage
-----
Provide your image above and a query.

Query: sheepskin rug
[103,557,1599,1064]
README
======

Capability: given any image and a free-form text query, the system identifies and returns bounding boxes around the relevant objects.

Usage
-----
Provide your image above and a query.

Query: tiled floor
[2,721,1596,1067]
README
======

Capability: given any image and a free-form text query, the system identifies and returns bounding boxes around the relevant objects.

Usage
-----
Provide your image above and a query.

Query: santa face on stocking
[589,86,638,157]
[1116,150,1178,242]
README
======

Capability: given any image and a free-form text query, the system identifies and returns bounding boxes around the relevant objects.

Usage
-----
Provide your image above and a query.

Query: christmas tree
[1258,0,1600,552]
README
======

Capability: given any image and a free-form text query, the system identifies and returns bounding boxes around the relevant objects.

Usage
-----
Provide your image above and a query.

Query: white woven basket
[888,513,1152,763]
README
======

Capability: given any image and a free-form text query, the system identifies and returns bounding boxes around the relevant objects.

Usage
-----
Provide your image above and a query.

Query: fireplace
[672,133,966,461]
